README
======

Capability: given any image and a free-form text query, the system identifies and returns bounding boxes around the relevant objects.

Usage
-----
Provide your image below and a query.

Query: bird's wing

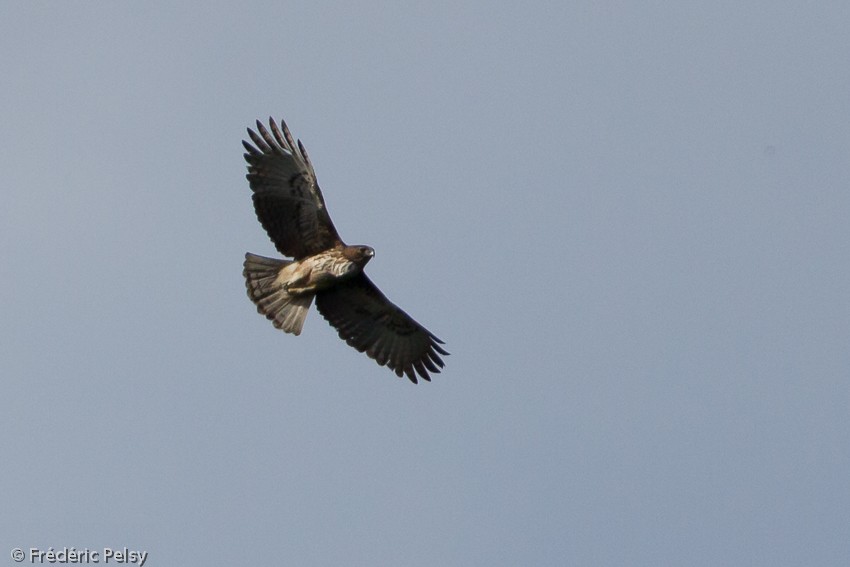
[315,274,448,383]
[243,118,342,258]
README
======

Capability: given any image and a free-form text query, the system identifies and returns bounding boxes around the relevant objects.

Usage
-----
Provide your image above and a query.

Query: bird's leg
[280,264,316,295]
[283,283,315,295]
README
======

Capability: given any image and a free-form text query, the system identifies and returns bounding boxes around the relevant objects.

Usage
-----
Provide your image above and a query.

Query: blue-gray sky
[2,2,849,565]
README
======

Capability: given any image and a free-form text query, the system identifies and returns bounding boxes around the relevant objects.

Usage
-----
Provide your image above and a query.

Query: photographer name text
[11,548,147,566]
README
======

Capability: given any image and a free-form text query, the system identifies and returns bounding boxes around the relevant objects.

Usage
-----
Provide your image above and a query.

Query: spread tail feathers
[243,253,314,335]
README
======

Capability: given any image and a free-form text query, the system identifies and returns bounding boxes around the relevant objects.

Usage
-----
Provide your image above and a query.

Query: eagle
[241,117,448,383]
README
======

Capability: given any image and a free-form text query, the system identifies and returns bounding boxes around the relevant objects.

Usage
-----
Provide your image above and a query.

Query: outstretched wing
[315,274,448,383]
[243,118,342,259]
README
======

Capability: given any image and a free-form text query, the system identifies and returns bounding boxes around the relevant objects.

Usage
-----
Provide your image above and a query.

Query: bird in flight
[241,117,448,383]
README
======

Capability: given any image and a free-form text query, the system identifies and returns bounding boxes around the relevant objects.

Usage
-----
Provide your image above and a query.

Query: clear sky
[2,2,849,566]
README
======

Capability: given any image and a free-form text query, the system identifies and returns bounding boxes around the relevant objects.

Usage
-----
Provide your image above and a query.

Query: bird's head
[344,245,375,267]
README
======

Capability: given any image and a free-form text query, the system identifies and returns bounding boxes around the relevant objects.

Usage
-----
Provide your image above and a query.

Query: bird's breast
[278,251,358,292]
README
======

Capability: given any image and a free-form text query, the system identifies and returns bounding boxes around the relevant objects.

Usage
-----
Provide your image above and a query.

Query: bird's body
[270,246,372,295]
[241,117,447,383]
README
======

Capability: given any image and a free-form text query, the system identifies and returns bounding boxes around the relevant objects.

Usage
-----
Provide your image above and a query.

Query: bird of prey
[241,117,448,383]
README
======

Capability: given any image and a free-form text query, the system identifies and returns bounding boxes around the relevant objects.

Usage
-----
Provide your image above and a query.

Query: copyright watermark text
[10,548,147,566]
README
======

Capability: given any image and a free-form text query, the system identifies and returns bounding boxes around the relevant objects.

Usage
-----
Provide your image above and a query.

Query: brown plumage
[241,117,448,383]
